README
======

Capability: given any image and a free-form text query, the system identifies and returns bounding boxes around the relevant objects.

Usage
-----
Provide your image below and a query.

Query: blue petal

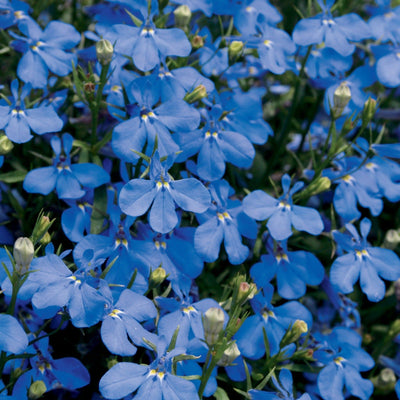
[156,100,200,131]
[119,179,156,216]
[330,253,360,294]
[24,106,63,134]
[318,363,345,400]
[17,50,48,88]
[23,166,58,195]
[36,46,75,76]
[52,357,90,389]
[291,205,324,235]
[71,163,110,188]
[56,169,85,199]
[223,220,249,265]
[149,189,178,233]
[267,209,292,240]
[368,248,400,281]
[41,21,81,49]
[153,28,191,57]
[170,178,210,213]
[0,314,28,354]
[197,138,226,181]
[5,112,32,143]
[194,217,224,262]
[132,35,159,72]
[218,130,255,168]
[360,258,386,302]
[343,364,374,400]
[162,374,199,400]
[101,316,137,356]
[99,362,148,400]
[243,190,277,220]
[292,17,324,46]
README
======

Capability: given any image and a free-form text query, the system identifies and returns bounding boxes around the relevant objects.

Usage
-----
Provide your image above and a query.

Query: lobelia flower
[0,0,31,29]
[330,217,400,302]
[26,252,112,327]
[235,289,312,359]
[10,18,81,88]
[119,151,211,234]
[194,179,257,265]
[243,174,324,241]
[314,326,374,400]
[23,133,110,199]
[249,369,311,400]
[107,2,191,72]
[12,334,90,399]
[0,79,63,143]
[251,239,325,299]
[174,99,256,182]
[112,74,200,162]
[99,335,200,400]
[100,288,158,356]
[292,0,371,57]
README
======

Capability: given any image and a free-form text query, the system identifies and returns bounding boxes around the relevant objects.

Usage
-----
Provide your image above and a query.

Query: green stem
[198,352,218,398]
[91,63,110,145]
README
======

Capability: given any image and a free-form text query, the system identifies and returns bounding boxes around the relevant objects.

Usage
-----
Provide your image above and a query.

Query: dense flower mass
[0,0,400,399]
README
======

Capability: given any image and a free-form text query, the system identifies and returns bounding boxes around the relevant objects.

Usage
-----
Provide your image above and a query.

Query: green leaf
[90,185,108,234]
[213,387,230,400]
[0,170,27,183]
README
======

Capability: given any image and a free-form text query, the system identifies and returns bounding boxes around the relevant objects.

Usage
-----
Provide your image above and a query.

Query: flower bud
[40,231,51,246]
[217,342,240,366]
[0,134,14,155]
[31,214,53,245]
[333,82,351,117]
[228,40,244,63]
[184,85,207,104]
[280,319,308,347]
[237,282,257,304]
[191,35,204,49]
[96,39,114,66]
[28,380,47,399]
[383,229,400,250]
[13,237,34,274]
[149,266,167,286]
[203,307,225,345]
[362,97,377,124]
[174,5,191,29]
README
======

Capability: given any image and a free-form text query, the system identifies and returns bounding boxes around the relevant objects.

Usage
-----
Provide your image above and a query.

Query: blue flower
[0,79,63,143]
[112,74,200,162]
[314,327,374,400]
[12,334,89,399]
[23,133,110,199]
[243,174,324,240]
[249,369,311,400]
[251,239,325,299]
[330,218,400,302]
[119,151,211,233]
[101,289,157,356]
[99,336,199,400]
[0,0,31,29]
[292,0,371,56]
[194,180,257,265]
[11,18,80,88]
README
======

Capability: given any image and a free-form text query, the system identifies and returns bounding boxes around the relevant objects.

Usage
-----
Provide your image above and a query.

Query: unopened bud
[184,84,207,104]
[203,307,225,345]
[84,82,95,94]
[149,266,166,286]
[96,39,114,66]
[13,237,34,274]
[31,214,53,245]
[28,380,47,399]
[228,40,244,62]
[174,5,191,28]
[40,231,51,246]
[384,229,400,250]
[280,319,308,347]
[301,176,331,199]
[191,35,204,49]
[362,97,377,123]
[0,134,13,155]
[333,82,351,117]
[237,282,257,304]
[217,342,240,366]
